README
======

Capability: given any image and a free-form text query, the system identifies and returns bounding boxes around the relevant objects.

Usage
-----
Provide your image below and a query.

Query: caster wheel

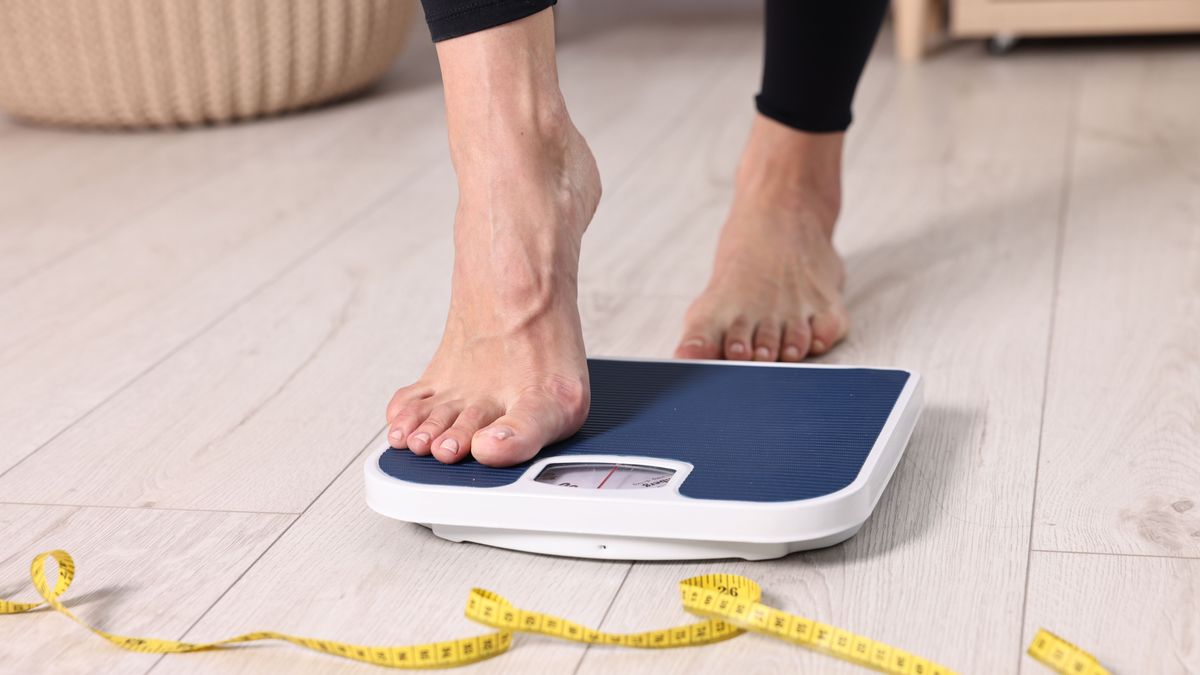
[986,33,1019,55]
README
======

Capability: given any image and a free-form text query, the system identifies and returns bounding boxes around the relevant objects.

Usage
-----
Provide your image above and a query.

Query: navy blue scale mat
[378,360,909,503]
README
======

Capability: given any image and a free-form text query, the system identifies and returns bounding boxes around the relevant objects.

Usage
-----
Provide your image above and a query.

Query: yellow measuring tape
[2,550,1104,673]
[1027,629,1110,675]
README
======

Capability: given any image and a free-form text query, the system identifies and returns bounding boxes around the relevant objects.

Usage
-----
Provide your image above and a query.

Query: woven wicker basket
[0,0,417,128]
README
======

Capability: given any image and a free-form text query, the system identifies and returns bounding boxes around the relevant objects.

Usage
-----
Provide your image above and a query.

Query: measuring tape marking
[678,581,952,675]
[419,571,962,674]
[1027,629,1110,675]
[4,550,1104,673]
[463,576,750,649]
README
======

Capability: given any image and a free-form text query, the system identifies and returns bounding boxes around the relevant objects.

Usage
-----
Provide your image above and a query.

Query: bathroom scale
[365,357,922,561]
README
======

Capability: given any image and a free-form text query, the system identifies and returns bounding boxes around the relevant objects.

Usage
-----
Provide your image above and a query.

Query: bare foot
[387,113,599,466]
[676,115,850,362]
[386,12,601,467]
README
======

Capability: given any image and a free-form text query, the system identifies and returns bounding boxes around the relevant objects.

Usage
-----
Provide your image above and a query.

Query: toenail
[683,338,704,348]
[490,427,513,441]
[812,340,826,353]
[784,346,800,360]
[755,346,770,359]
[439,438,459,455]
[729,342,745,354]
[411,432,430,445]
[388,428,405,444]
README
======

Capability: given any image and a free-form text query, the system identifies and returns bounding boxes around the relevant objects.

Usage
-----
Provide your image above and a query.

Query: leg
[386,7,601,467]
[676,0,888,363]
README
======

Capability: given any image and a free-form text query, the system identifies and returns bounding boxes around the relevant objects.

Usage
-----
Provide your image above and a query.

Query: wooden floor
[2,18,1198,675]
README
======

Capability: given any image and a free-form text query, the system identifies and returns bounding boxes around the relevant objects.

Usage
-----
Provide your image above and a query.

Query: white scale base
[366,359,923,561]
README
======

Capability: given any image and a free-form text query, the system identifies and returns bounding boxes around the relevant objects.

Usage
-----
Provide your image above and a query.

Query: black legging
[419,1,889,133]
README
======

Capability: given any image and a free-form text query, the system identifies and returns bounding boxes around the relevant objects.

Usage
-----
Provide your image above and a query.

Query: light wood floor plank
[854,42,1080,167]
[147,439,631,675]
[1022,550,1200,673]
[0,163,456,511]
[1032,44,1200,558]
[580,292,693,358]
[0,132,230,288]
[0,43,464,478]
[0,504,292,675]
[578,42,759,297]
[0,36,446,288]
[0,157,416,477]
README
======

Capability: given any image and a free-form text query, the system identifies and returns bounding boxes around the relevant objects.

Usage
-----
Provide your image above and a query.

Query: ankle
[449,97,574,175]
[734,115,844,227]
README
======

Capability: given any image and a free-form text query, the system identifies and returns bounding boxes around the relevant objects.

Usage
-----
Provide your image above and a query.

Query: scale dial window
[534,463,675,490]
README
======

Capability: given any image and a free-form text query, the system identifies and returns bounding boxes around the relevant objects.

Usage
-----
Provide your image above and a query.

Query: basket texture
[0,0,416,128]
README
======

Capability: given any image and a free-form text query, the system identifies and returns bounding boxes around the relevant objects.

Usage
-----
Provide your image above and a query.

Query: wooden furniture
[895,0,1200,62]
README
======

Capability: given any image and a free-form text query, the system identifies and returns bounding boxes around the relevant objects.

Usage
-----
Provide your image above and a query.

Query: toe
[471,388,587,467]
[431,401,502,464]
[675,303,724,360]
[387,399,435,449]
[674,326,723,360]
[722,316,754,361]
[781,319,813,362]
[386,385,432,423]
[406,402,464,455]
[809,308,848,355]
[752,319,783,361]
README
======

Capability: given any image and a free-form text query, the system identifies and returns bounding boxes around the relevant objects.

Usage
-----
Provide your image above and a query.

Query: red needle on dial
[596,464,620,489]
